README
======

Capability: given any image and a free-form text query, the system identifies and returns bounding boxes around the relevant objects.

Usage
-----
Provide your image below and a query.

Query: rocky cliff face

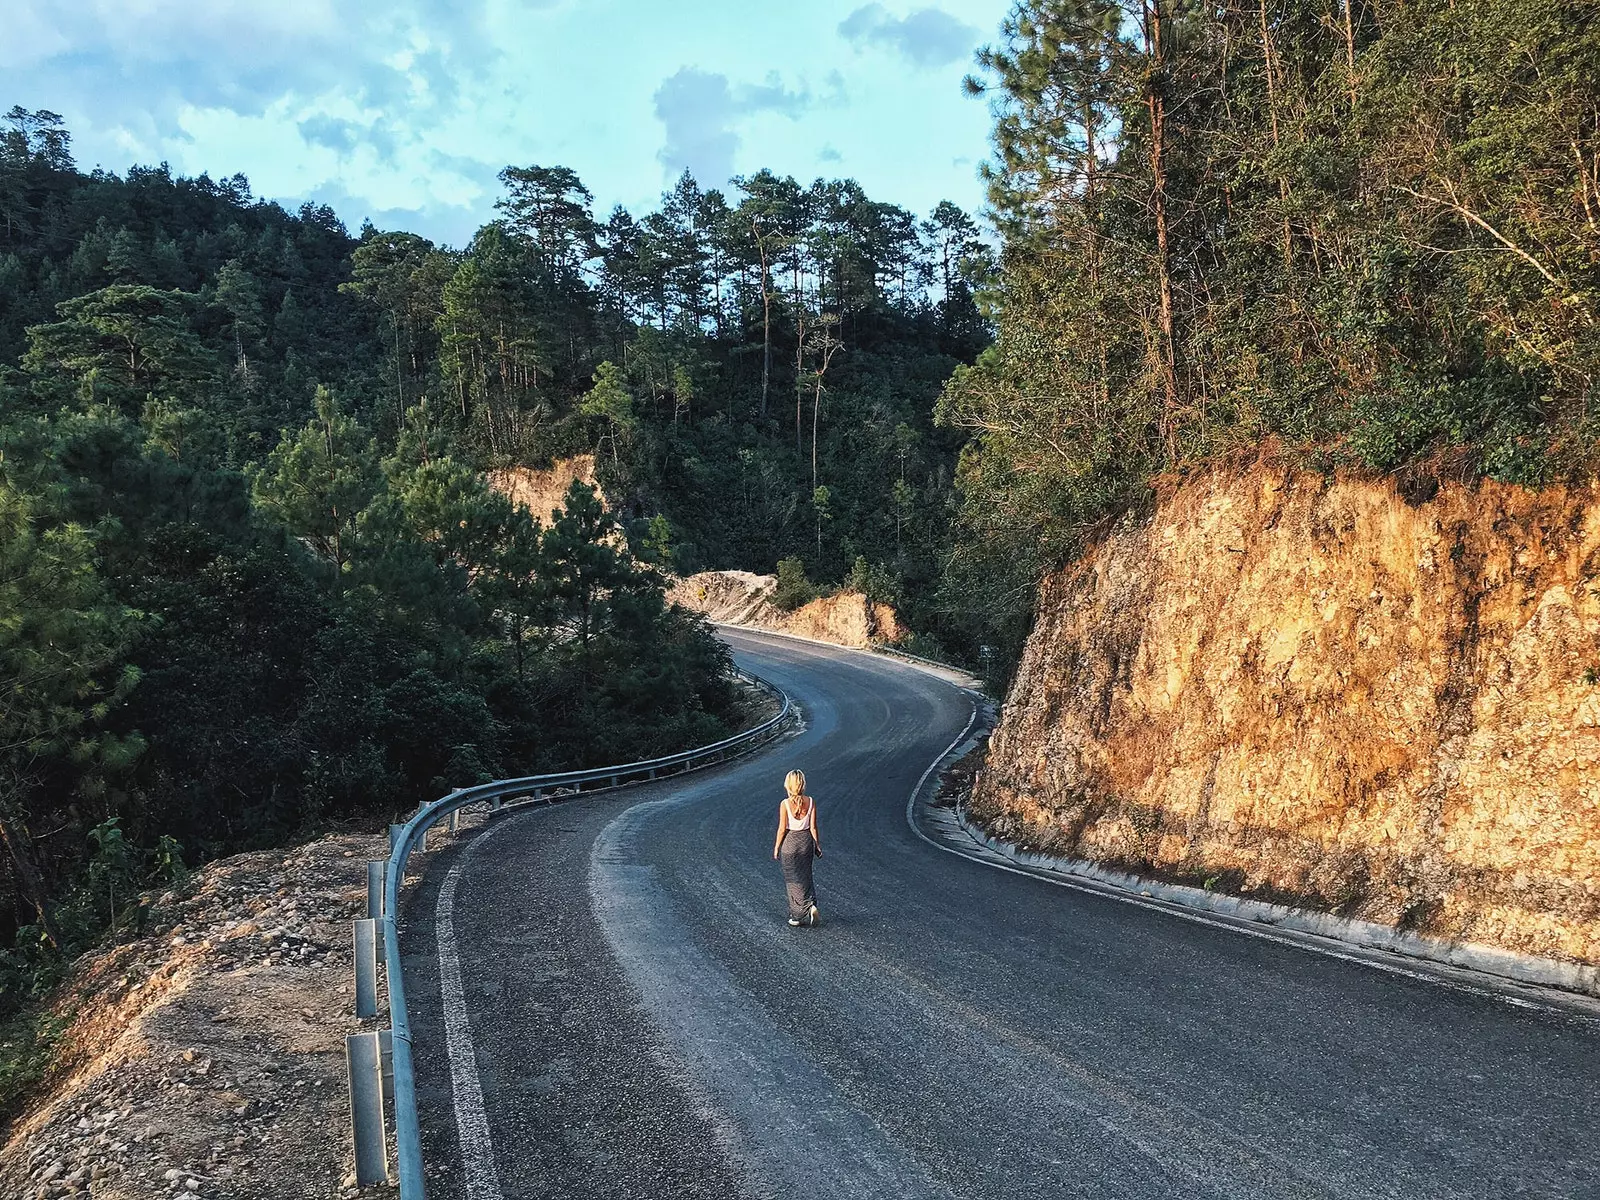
[972,463,1600,966]
[668,570,903,648]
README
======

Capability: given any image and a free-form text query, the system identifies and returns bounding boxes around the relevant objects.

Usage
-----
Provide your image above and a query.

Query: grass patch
[0,1000,70,1124]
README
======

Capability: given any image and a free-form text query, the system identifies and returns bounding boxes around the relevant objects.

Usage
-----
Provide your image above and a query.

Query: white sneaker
[807,905,820,927]
[787,918,801,926]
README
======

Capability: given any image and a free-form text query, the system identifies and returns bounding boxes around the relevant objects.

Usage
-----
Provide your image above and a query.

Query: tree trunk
[811,376,822,497]
[753,220,773,419]
[809,329,841,557]
[454,323,468,420]
[794,307,808,454]
[0,810,61,947]
[1258,0,1294,268]
[1147,0,1182,463]
[1083,93,1111,419]
[1342,0,1358,111]
[393,312,404,423]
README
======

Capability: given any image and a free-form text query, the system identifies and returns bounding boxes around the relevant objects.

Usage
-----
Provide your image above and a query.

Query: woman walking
[772,769,821,927]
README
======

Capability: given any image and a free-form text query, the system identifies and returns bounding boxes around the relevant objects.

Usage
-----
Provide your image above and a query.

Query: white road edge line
[428,684,799,1199]
[712,620,985,693]
[902,701,980,834]
[904,697,1596,1020]
[436,835,507,1200]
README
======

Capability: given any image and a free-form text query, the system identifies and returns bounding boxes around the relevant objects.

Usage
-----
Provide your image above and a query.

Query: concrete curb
[948,808,1600,1001]
[708,620,985,693]
[904,713,1600,1013]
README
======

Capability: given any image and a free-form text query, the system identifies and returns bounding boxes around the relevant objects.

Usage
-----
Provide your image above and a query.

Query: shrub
[772,558,816,612]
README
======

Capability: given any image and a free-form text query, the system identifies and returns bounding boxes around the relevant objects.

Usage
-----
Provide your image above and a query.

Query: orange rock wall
[972,465,1600,964]
[667,570,903,649]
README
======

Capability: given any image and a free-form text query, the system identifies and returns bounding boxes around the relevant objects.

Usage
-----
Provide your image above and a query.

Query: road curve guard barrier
[346,670,792,1195]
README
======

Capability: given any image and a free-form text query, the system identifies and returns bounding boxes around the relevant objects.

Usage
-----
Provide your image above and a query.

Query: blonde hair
[784,769,807,798]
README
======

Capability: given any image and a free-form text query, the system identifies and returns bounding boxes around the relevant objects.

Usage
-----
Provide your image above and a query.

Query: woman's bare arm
[773,805,786,859]
[811,804,821,856]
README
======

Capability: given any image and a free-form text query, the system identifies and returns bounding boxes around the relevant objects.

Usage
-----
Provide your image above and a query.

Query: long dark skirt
[778,829,818,921]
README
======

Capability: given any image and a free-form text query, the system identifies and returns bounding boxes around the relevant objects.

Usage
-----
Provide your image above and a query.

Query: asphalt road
[407,628,1600,1200]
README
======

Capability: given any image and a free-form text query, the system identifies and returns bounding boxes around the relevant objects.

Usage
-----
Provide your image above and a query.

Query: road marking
[436,832,508,1200]
[903,720,1600,1021]
[901,700,978,834]
[426,661,799,1200]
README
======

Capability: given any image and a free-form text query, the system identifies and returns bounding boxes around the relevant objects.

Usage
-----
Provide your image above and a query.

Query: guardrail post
[353,919,378,1018]
[491,795,502,812]
[379,1028,394,1095]
[388,824,403,852]
[449,808,460,834]
[346,1031,390,1186]
[366,861,385,920]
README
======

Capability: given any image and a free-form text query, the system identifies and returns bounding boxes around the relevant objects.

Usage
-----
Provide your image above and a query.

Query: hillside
[0,821,446,1199]
[486,456,603,524]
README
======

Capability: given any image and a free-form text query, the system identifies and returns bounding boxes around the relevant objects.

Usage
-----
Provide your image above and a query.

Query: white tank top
[785,797,814,830]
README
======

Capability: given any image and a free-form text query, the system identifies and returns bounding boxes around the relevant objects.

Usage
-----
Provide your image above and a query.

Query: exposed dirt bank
[667,570,903,648]
[0,816,481,1200]
[486,454,602,523]
[972,462,1600,967]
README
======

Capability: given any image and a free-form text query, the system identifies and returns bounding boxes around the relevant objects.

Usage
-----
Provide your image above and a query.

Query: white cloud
[653,68,813,188]
[838,4,980,69]
[6,0,1008,246]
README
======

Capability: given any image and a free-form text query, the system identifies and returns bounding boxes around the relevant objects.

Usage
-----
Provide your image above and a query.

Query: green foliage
[0,461,143,945]
[0,106,993,1076]
[85,818,140,930]
[773,557,817,611]
[23,285,216,410]
[151,834,187,885]
[847,556,900,607]
[581,361,635,466]
[943,0,1600,675]
[0,1005,70,1124]
[250,387,382,581]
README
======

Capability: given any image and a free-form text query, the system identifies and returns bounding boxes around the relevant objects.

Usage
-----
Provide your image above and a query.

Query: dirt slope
[668,570,903,648]
[0,815,482,1200]
[485,455,602,523]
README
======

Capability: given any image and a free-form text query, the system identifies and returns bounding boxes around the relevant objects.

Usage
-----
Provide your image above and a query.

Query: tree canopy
[940,0,1600,661]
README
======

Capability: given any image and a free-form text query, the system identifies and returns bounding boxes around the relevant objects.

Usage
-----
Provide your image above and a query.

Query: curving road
[405,629,1600,1200]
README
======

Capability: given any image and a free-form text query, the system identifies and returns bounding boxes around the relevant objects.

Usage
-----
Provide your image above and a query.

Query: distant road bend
[405,628,1600,1200]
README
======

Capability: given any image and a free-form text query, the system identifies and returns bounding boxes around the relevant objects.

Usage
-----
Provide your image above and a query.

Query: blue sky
[7,1,1011,247]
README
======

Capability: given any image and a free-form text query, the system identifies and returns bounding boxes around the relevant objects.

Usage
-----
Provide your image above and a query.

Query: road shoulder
[402,787,760,1200]
[911,746,1600,1020]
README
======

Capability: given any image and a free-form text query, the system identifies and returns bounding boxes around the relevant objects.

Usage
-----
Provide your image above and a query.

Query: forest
[947,0,1600,652]
[0,103,992,1051]
[7,0,1599,1098]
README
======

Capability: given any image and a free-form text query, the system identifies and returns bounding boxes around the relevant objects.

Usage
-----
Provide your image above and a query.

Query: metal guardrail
[346,670,793,1195]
